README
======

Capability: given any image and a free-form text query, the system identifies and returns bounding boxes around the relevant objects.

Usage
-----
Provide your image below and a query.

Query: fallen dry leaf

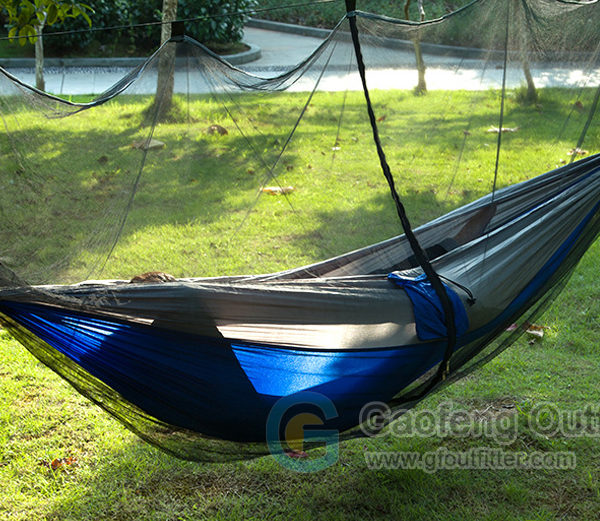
[486,126,519,133]
[506,322,548,340]
[523,322,549,344]
[526,324,546,338]
[131,138,165,151]
[261,186,295,195]
[207,124,228,136]
[567,147,588,156]
[284,448,308,459]
[39,457,78,471]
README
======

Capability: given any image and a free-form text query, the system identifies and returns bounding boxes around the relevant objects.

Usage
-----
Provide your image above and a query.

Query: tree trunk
[405,0,427,94]
[522,59,538,103]
[513,0,537,103]
[154,0,178,121]
[35,17,46,91]
[413,39,427,94]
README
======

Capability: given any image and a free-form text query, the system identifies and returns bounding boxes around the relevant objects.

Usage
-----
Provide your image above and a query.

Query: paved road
[1,26,596,95]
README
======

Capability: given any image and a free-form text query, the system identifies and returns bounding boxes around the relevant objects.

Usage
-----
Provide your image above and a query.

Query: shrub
[45,0,139,54]
[179,0,257,45]
[44,0,257,55]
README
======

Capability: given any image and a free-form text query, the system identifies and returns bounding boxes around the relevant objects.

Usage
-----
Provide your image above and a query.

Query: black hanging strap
[345,1,457,388]
[171,21,185,41]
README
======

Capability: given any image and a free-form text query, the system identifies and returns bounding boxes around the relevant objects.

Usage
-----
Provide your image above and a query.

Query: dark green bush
[252,0,467,29]
[45,0,257,55]
[45,0,143,54]
[179,0,257,45]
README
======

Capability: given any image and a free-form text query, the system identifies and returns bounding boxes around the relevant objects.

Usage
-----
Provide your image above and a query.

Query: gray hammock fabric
[0,0,599,461]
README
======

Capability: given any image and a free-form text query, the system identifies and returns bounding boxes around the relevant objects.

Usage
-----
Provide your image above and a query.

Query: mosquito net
[0,0,599,461]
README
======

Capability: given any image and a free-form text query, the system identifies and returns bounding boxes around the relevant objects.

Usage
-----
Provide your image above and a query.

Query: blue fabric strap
[388,272,469,341]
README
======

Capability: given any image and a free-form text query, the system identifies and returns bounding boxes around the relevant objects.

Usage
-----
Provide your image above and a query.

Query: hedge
[45,0,257,54]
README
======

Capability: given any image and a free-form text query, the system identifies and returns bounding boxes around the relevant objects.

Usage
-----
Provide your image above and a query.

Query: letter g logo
[266,391,339,472]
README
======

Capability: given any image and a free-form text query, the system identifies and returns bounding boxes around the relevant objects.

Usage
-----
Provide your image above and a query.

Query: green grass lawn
[2,87,593,283]
[1,86,599,520]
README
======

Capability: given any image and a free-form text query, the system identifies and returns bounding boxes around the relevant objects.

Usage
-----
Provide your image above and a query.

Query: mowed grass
[1,87,600,520]
[1,87,593,282]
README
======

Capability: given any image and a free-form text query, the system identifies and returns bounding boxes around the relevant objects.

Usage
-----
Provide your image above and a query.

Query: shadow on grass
[0,86,594,283]
[40,428,596,521]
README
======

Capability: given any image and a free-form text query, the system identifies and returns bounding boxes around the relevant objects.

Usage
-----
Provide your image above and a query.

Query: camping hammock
[1,0,599,461]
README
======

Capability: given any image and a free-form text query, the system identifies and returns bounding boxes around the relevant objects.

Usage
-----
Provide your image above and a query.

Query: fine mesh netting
[0,0,600,461]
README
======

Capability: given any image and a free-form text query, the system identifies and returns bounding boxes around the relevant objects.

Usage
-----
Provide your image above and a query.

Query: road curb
[246,18,332,39]
[245,17,504,60]
[0,42,261,69]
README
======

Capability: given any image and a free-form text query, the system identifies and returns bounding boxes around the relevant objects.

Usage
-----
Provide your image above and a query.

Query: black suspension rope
[478,1,510,282]
[490,1,511,204]
[345,1,457,389]
[444,56,489,198]
[0,0,342,43]
[331,51,354,167]
[571,82,600,165]
[98,52,176,277]
[227,36,341,256]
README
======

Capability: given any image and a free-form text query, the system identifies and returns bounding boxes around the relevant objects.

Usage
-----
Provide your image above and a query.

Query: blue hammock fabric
[0,300,448,441]
[387,273,470,341]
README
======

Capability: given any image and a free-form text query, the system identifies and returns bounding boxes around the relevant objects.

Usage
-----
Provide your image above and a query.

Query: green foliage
[0,0,93,45]
[44,0,155,55]
[179,0,258,45]
[253,0,470,29]
[44,0,258,54]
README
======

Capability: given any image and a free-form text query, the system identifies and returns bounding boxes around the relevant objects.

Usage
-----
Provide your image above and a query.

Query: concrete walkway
[0,25,596,95]
[1,27,329,95]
